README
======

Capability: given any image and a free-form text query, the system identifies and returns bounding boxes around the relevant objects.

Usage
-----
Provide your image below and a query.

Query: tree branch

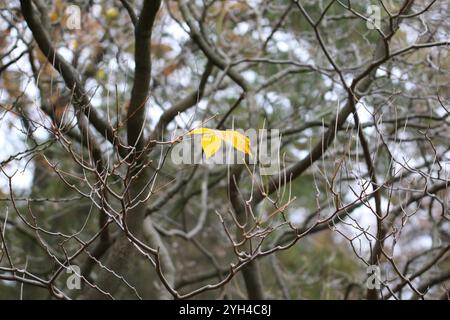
[127,0,161,153]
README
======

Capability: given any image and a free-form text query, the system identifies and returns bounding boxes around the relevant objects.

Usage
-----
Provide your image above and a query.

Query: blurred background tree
[0,0,449,299]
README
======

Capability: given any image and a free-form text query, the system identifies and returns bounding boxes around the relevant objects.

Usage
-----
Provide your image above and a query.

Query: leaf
[96,69,107,81]
[105,7,119,20]
[189,128,252,159]
[222,130,252,156]
[189,128,216,135]
[201,134,222,159]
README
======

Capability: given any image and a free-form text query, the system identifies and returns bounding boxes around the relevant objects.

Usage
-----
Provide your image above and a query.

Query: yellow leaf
[96,69,106,81]
[189,128,216,135]
[70,39,78,50]
[201,134,222,159]
[222,130,252,156]
[105,7,119,20]
[189,128,252,158]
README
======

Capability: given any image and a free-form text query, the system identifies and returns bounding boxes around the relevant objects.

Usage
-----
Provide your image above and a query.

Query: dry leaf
[189,128,252,159]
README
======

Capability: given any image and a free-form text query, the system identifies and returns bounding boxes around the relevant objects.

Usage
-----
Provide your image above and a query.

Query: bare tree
[0,0,449,300]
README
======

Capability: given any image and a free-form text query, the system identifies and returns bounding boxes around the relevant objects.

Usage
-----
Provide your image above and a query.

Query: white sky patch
[108,58,119,72]
[85,79,103,107]
[323,76,333,87]
[0,162,34,193]
[404,81,415,91]
[391,67,407,83]
[266,91,291,110]
[27,104,52,142]
[301,128,314,137]
[335,174,436,257]
[356,102,373,123]
[376,68,388,77]
[407,235,433,251]
[344,74,354,87]
[293,42,311,63]
[214,87,240,101]
[174,109,195,130]
[175,67,194,87]
[400,24,419,44]
[165,19,189,42]
[21,77,38,100]
[196,99,208,110]
[57,47,74,62]
[324,90,339,101]
[147,98,164,130]
[256,19,273,41]
[289,146,309,160]
[242,70,257,83]
[288,207,309,225]
[276,41,289,52]
[0,113,34,192]
[389,142,419,170]
[265,104,274,115]
[234,22,250,35]
[91,4,102,17]
[273,32,292,53]
[255,93,273,115]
